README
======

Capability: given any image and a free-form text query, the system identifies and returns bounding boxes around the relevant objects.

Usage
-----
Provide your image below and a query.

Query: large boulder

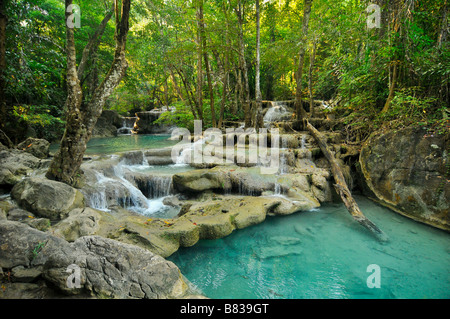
[17,137,50,159]
[360,127,450,231]
[0,149,49,188]
[134,110,173,134]
[51,208,102,242]
[0,220,201,299]
[92,110,123,138]
[11,177,85,220]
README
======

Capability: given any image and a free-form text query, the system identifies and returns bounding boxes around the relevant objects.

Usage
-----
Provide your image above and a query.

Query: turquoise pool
[169,196,450,299]
[50,134,178,155]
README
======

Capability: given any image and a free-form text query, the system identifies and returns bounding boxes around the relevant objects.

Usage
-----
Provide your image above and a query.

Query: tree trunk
[175,66,198,119]
[254,0,263,130]
[0,0,7,129]
[381,62,398,113]
[437,3,448,49]
[308,37,317,117]
[218,0,231,128]
[196,0,204,121]
[295,0,313,122]
[235,1,251,128]
[77,8,114,84]
[169,68,185,103]
[203,48,216,127]
[46,0,131,186]
[306,120,388,242]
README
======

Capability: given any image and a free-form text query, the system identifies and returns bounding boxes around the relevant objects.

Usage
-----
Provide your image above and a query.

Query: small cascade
[236,180,259,196]
[83,157,181,218]
[87,172,110,211]
[263,101,292,123]
[278,136,289,175]
[113,164,150,210]
[137,175,173,199]
[300,135,307,149]
[173,138,206,166]
[274,183,282,195]
[117,117,137,135]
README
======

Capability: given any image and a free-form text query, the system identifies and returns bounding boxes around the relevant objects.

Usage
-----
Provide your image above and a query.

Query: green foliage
[378,88,448,134]
[12,104,65,141]
[2,0,447,141]
[154,102,195,132]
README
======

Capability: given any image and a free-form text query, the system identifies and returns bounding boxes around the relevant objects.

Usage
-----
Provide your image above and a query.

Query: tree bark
[203,43,216,127]
[437,3,448,49]
[381,62,398,113]
[254,0,263,130]
[174,65,198,119]
[308,37,317,117]
[306,120,388,242]
[295,0,313,122]
[46,0,131,186]
[196,0,204,121]
[0,0,8,129]
[235,1,251,128]
[218,0,230,128]
[77,8,114,84]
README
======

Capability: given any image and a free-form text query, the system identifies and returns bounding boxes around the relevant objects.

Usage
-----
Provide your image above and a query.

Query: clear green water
[50,134,178,155]
[169,196,450,299]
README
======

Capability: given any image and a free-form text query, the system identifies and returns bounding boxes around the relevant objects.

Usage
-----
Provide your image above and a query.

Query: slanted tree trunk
[254,0,263,130]
[77,8,113,85]
[174,65,198,119]
[46,0,131,186]
[295,0,313,122]
[306,120,388,242]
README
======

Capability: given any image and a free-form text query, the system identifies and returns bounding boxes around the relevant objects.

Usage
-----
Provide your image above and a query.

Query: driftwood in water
[305,120,388,241]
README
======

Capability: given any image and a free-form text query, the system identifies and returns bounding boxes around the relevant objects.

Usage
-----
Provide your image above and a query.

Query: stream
[49,134,450,299]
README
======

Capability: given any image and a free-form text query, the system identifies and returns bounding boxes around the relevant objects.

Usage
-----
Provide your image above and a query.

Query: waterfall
[83,158,181,218]
[274,183,282,195]
[87,172,110,212]
[113,164,150,210]
[173,138,206,166]
[263,101,292,123]
[279,136,288,175]
[301,135,306,149]
[117,117,137,135]
[141,176,173,199]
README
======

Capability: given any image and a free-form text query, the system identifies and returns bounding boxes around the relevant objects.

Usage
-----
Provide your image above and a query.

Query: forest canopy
[0,0,448,144]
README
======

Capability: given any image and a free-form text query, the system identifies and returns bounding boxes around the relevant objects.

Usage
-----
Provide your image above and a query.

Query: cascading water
[117,117,137,135]
[263,101,293,123]
[87,172,111,212]
[83,155,180,218]
[174,138,206,166]
[113,163,150,211]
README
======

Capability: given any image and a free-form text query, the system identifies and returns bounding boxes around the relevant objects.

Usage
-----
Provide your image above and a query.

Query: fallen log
[305,120,388,242]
